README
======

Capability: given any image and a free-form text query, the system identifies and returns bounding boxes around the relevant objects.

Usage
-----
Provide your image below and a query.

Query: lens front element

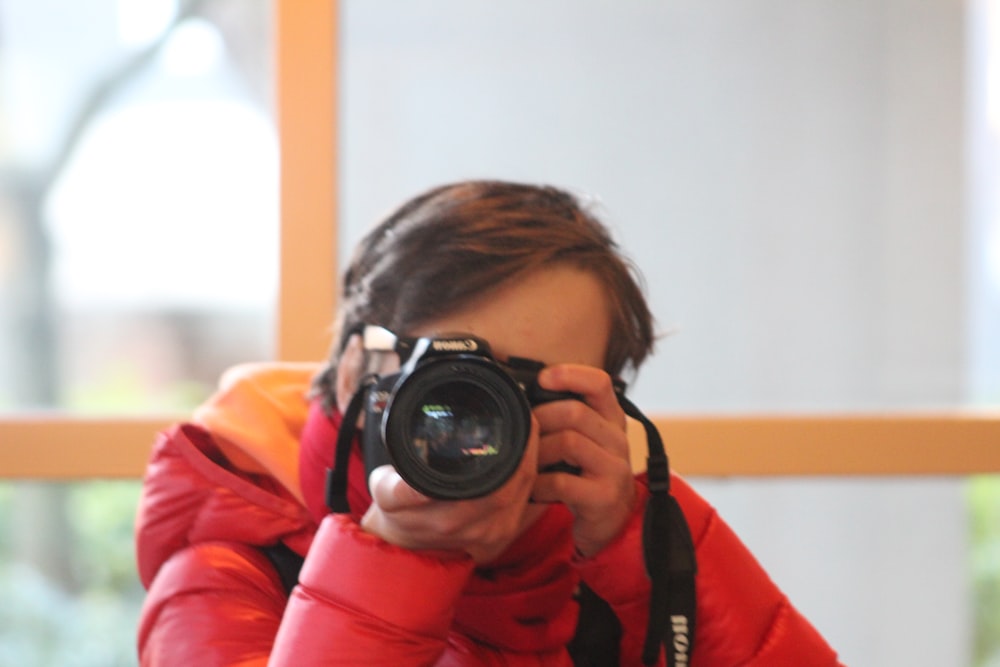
[383,357,530,499]
[411,383,505,475]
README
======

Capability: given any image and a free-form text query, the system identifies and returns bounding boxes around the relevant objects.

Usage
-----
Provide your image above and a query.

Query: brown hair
[313,180,654,401]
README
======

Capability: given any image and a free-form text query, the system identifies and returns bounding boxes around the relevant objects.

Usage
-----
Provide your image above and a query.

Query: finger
[533,400,630,462]
[537,429,608,475]
[532,451,627,508]
[367,464,433,511]
[537,364,625,428]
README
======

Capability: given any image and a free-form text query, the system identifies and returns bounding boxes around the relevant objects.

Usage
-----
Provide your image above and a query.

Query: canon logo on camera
[431,339,478,352]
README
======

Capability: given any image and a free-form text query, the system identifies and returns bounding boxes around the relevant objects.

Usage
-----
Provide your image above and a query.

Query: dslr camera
[359,326,580,500]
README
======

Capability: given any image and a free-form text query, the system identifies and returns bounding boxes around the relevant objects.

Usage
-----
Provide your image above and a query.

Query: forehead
[409,265,611,368]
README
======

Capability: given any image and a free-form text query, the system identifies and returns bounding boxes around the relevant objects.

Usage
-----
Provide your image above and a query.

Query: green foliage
[68,482,145,592]
[0,561,141,667]
[970,476,1000,667]
[0,482,144,667]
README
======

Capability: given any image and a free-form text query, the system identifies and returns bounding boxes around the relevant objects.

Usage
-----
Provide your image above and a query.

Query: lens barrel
[365,355,532,500]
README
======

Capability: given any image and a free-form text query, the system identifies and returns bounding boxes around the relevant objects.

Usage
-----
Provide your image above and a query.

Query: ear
[335,333,365,414]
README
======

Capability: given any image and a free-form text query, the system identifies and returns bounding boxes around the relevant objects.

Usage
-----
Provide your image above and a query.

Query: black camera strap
[618,395,698,667]
[325,375,376,514]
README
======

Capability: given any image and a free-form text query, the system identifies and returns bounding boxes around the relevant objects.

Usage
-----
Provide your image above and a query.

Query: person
[135,180,843,666]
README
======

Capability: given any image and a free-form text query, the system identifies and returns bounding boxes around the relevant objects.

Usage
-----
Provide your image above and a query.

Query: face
[336,265,612,411]
[410,264,611,370]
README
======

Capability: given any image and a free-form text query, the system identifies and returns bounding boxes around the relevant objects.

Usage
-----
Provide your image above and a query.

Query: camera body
[361,333,578,500]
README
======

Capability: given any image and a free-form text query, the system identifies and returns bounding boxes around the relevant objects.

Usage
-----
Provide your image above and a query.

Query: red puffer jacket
[135,363,842,666]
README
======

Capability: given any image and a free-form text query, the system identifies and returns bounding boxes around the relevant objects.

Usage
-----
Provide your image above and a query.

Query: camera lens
[410,383,505,476]
[382,357,530,499]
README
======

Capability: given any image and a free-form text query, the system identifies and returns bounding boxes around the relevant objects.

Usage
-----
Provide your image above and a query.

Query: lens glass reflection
[409,383,506,476]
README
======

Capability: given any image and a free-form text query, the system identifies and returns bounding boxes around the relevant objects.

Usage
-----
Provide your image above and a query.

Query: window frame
[1,0,998,480]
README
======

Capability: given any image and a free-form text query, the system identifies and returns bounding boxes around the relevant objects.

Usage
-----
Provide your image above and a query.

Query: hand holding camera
[529,364,638,558]
[361,424,543,565]
[345,326,637,561]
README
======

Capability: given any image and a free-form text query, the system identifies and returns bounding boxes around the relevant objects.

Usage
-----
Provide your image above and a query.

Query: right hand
[359,418,546,564]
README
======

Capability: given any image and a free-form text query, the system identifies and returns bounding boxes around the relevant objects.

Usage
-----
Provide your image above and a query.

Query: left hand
[360,417,542,565]
[529,364,639,558]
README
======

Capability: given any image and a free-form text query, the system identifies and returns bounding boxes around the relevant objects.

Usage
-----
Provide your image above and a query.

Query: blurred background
[1,1,998,665]
[0,1,274,664]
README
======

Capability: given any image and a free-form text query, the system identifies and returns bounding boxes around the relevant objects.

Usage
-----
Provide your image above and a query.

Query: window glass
[0,481,143,666]
[0,0,276,414]
[0,1,273,662]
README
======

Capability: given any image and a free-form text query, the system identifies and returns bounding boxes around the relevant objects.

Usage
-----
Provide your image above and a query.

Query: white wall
[339,2,973,665]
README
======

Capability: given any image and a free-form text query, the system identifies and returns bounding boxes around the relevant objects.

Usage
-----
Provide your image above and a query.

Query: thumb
[368,464,433,510]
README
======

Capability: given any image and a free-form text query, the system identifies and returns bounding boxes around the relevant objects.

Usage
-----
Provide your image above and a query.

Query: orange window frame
[1,0,998,480]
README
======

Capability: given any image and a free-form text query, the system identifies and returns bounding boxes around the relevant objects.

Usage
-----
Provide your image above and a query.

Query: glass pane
[0,0,277,415]
[971,476,1000,666]
[339,2,1000,666]
[0,481,143,666]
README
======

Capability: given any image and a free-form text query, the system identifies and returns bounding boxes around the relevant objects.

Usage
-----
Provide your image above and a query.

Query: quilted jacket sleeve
[269,514,478,666]
[137,541,286,667]
[136,522,480,667]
